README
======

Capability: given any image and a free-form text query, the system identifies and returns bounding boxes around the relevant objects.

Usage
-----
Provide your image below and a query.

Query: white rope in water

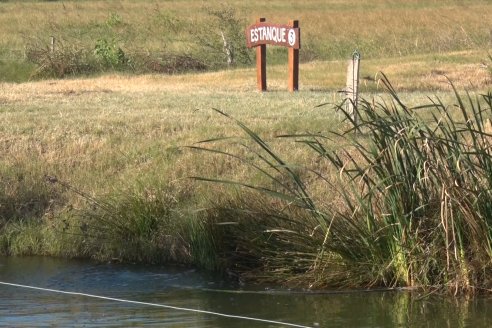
[0,281,313,328]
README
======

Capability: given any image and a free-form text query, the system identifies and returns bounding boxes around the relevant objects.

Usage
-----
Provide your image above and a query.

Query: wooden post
[256,18,267,91]
[346,50,360,125]
[50,36,55,53]
[288,20,299,92]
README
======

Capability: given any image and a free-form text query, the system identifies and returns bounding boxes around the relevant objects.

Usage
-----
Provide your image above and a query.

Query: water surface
[1,257,492,327]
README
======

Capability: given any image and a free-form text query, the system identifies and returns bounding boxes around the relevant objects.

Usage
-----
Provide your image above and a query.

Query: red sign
[245,23,300,49]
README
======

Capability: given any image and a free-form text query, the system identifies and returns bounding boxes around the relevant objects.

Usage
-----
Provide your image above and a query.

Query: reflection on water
[1,256,492,327]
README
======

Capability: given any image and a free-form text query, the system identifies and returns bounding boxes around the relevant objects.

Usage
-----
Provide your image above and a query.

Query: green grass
[0,59,35,83]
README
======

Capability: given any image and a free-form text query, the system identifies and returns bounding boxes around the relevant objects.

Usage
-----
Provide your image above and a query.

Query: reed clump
[194,76,492,293]
[316,78,492,292]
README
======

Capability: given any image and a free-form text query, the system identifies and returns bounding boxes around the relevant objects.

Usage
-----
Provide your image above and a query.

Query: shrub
[94,38,130,70]
[26,38,97,78]
[191,6,252,68]
[315,78,492,292]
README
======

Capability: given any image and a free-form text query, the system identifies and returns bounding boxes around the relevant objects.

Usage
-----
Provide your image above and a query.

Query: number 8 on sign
[288,29,296,47]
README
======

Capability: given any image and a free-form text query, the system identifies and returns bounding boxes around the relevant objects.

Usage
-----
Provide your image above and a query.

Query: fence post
[256,18,267,91]
[50,36,55,53]
[346,50,360,125]
[288,20,299,92]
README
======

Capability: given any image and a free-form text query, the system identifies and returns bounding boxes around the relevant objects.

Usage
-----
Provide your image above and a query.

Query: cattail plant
[194,74,492,292]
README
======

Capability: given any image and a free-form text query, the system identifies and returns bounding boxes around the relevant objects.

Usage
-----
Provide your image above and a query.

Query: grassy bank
[1,0,492,293]
[0,72,344,266]
[1,66,492,292]
[0,0,491,81]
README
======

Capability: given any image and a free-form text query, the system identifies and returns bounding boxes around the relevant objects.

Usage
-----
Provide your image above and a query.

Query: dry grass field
[0,0,491,80]
[1,0,490,53]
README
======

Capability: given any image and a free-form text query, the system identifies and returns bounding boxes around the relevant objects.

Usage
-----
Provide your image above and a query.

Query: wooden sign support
[256,18,267,91]
[246,18,300,92]
[288,20,299,92]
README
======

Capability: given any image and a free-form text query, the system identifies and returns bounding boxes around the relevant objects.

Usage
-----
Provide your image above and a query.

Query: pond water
[1,257,492,327]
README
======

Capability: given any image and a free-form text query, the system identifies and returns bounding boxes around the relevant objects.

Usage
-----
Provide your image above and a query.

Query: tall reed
[195,76,492,292]
[312,76,492,292]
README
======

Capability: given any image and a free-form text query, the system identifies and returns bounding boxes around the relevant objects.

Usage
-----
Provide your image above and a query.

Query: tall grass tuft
[0,166,61,226]
[42,177,194,264]
[194,77,492,292]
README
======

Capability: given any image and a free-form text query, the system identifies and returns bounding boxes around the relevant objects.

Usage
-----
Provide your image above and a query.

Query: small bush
[191,6,252,68]
[105,12,123,28]
[45,178,198,264]
[26,38,97,78]
[94,38,130,70]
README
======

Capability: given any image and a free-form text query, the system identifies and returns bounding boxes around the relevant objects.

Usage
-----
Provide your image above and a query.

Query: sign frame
[246,23,300,49]
[245,18,300,92]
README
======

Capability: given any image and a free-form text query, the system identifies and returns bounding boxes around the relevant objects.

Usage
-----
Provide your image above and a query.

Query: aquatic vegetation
[194,75,492,292]
[315,77,492,292]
